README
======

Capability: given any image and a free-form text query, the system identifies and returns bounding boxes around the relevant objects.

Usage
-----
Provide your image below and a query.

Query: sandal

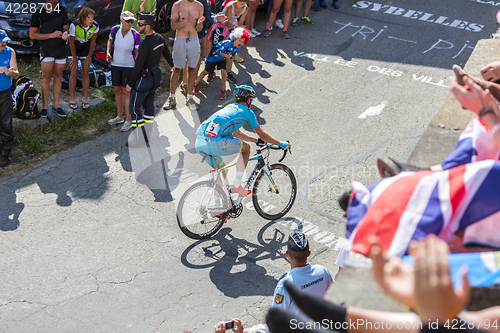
[69,102,78,110]
[82,102,90,109]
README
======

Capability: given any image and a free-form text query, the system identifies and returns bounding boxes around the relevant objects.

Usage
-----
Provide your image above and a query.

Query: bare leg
[282,0,293,30]
[196,36,206,79]
[294,0,303,18]
[114,86,124,118]
[227,58,234,75]
[247,0,259,30]
[182,62,188,86]
[187,67,196,95]
[123,87,131,122]
[303,0,313,16]
[195,70,208,85]
[81,59,90,104]
[41,61,54,110]
[69,60,78,104]
[267,0,284,29]
[221,69,227,91]
[170,67,182,95]
[52,62,66,109]
[236,142,250,173]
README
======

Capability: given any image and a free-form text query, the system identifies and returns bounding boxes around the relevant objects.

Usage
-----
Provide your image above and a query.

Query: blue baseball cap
[0,30,11,43]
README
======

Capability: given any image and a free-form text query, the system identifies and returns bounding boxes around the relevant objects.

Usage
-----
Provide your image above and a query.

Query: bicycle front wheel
[177,181,228,239]
[252,164,297,220]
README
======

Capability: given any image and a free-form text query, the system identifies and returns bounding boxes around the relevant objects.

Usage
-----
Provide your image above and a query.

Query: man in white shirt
[271,229,333,321]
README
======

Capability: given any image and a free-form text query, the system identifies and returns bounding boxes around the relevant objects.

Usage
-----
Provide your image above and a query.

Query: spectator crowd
[2,2,500,333]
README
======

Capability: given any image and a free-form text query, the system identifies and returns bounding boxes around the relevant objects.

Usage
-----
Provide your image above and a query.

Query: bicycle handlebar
[256,139,291,163]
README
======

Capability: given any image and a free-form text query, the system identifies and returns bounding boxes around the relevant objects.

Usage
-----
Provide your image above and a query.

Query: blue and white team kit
[195,103,260,168]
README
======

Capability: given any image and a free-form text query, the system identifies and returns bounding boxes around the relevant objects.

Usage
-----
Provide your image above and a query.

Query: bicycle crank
[228,203,243,218]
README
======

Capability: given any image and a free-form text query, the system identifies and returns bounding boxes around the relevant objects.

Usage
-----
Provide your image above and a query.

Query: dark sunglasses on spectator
[124,19,134,23]
[137,22,146,26]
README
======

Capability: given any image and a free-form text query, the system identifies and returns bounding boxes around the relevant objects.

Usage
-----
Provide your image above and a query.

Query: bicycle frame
[209,145,278,210]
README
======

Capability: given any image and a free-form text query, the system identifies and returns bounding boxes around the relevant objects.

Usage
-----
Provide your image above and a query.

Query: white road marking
[358,101,388,119]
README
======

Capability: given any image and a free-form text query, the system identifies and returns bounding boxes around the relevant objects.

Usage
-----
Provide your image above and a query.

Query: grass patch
[1,86,117,177]
[1,32,175,178]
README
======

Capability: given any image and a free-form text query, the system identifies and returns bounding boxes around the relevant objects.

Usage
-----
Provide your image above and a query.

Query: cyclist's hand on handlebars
[256,137,266,146]
[279,141,290,150]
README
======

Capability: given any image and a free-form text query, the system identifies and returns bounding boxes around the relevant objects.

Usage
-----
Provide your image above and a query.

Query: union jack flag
[345,160,500,257]
[441,116,500,170]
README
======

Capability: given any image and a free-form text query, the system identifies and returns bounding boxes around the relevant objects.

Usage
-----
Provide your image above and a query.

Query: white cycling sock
[234,171,243,188]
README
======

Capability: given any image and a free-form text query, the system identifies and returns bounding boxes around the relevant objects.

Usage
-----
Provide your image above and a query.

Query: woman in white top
[106,11,141,132]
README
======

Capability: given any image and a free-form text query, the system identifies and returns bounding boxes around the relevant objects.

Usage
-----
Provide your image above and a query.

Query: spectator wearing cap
[271,229,334,321]
[0,30,19,167]
[122,0,157,40]
[107,11,142,132]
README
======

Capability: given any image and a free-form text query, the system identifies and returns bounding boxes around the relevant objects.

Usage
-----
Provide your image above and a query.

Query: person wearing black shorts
[30,0,69,118]
[107,11,142,132]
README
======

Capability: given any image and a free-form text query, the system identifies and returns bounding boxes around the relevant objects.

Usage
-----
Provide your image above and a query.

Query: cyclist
[195,85,290,196]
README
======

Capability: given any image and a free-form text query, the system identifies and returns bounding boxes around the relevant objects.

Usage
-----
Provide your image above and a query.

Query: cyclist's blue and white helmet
[234,85,256,102]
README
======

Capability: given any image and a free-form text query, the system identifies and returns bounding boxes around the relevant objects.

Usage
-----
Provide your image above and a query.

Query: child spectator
[68,7,99,111]
[194,27,249,99]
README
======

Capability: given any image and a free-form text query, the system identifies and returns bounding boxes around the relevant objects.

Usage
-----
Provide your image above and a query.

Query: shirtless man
[164,0,205,109]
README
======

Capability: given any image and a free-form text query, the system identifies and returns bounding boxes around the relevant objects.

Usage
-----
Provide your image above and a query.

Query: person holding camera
[107,11,141,132]
[214,318,244,333]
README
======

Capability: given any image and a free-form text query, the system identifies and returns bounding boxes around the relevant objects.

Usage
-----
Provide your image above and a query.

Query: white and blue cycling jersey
[206,39,240,63]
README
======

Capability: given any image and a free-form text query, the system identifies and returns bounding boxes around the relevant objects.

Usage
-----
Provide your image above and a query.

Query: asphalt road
[1,1,497,332]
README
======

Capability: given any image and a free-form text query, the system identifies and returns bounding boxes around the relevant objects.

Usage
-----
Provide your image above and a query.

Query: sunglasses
[137,22,147,27]
[124,19,134,23]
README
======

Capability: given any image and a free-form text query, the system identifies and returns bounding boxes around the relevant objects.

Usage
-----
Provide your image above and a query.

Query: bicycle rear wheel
[177,181,228,239]
[252,164,297,220]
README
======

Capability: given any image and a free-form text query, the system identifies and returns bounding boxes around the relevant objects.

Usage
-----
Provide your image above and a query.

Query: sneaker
[301,16,313,25]
[52,107,67,117]
[163,96,176,110]
[108,116,124,125]
[193,84,199,94]
[332,0,339,8]
[219,90,226,100]
[198,80,209,88]
[313,1,321,11]
[180,83,188,95]
[251,28,261,36]
[263,29,272,37]
[282,30,290,39]
[248,31,257,38]
[120,121,132,132]
[207,72,214,82]
[274,19,284,29]
[319,0,327,7]
[40,108,48,118]
[230,185,251,196]
[226,72,237,84]
[291,17,299,26]
[186,97,196,107]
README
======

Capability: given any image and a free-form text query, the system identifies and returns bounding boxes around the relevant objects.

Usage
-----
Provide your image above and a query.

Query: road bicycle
[177,140,297,239]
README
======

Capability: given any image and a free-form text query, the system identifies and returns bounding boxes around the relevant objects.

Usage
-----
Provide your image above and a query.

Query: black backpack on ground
[11,76,40,119]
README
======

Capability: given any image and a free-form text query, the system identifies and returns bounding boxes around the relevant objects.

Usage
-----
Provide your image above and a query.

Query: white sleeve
[271,281,291,311]
[69,23,76,37]
[335,245,349,268]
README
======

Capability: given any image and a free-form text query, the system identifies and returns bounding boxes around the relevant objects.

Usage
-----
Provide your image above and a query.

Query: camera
[225,321,234,329]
